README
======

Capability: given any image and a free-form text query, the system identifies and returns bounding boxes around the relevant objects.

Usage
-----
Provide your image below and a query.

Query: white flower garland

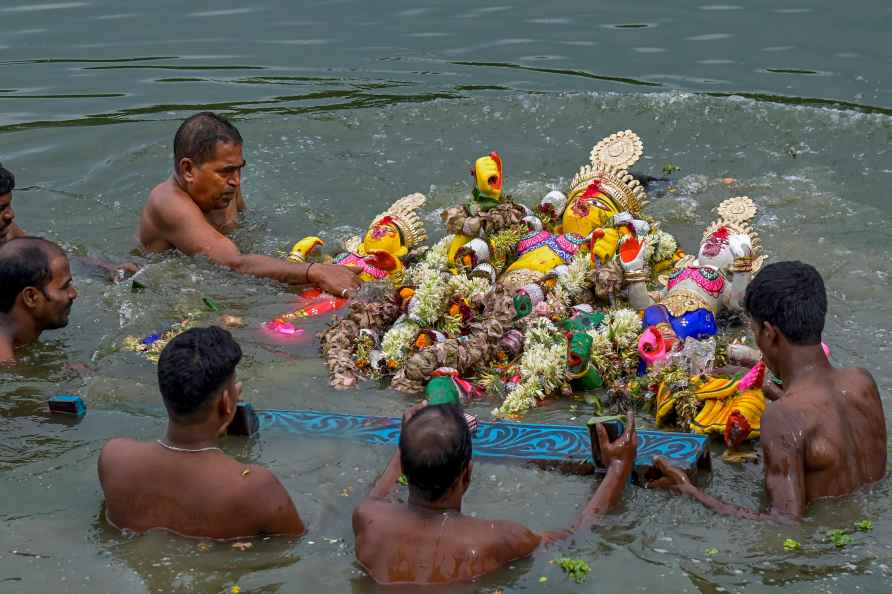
[496,317,567,417]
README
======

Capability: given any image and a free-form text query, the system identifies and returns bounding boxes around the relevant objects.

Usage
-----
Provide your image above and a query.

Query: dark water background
[2,1,892,592]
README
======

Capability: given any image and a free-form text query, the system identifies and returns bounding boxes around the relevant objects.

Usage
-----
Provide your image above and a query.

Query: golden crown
[702,196,762,258]
[566,162,649,217]
[374,192,428,250]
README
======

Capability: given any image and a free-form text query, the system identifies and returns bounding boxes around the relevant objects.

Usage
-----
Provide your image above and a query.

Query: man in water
[0,163,26,246]
[99,326,305,538]
[649,261,887,520]
[137,112,360,297]
[0,237,77,363]
[353,403,637,585]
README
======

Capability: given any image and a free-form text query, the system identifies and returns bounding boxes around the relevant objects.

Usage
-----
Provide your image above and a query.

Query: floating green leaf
[855,520,873,532]
[662,163,681,175]
[828,529,853,548]
[705,547,719,557]
[783,538,800,551]
[555,557,591,584]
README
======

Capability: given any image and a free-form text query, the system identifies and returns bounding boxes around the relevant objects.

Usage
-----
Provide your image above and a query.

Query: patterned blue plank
[257,409,708,470]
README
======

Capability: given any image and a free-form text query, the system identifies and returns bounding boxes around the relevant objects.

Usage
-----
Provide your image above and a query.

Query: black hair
[157,326,242,423]
[399,404,472,502]
[173,112,243,173]
[0,162,14,196]
[744,260,826,345]
[0,237,63,313]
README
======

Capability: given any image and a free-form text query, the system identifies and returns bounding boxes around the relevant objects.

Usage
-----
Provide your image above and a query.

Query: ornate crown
[590,130,644,170]
[702,196,761,256]
[373,192,428,250]
[566,163,648,217]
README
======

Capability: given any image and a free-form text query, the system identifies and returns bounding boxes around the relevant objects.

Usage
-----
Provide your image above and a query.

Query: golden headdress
[567,163,648,217]
[590,130,644,171]
[566,130,648,216]
[373,192,428,250]
[702,196,761,256]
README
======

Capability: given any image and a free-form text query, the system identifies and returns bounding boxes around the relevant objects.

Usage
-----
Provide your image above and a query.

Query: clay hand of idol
[728,234,752,259]
[645,456,693,495]
[595,410,637,475]
[618,233,647,272]
[309,263,362,297]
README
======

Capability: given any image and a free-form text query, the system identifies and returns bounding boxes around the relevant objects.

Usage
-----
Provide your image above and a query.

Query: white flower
[381,321,420,364]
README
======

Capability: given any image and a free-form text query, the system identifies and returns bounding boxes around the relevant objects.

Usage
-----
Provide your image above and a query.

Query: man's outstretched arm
[364,401,429,501]
[647,404,805,522]
[540,412,638,543]
[157,195,360,295]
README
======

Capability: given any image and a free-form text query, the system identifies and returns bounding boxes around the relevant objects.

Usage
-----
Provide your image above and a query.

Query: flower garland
[557,252,593,299]
[495,317,568,417]
[587,307,643,385]
[380,320,420,368]
[645,229,678,266]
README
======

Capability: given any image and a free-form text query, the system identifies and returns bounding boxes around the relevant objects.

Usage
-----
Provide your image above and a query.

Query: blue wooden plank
[256,409,709,472]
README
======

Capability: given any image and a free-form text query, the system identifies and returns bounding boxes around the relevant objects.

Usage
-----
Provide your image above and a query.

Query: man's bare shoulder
[145,179,199,221]
[98,438,153,479]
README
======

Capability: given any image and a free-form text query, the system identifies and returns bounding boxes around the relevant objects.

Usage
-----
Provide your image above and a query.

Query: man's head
[172,112,245,212]
[0,237,76,330]
[399,404,472,504]
[157,326,243,430]
[0,163,16,244]
[745,261,826,373]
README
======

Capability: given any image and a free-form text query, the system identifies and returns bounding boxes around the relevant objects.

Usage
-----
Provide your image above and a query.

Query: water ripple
[0,2,88,12]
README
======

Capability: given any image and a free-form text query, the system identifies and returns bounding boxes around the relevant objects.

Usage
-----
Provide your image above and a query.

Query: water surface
[2,1,892,593]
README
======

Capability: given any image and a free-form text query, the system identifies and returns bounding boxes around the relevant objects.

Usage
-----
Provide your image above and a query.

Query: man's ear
[462,461,473,491]
[179,158,196,182]
[762,321,779,348]
[217,386,236,420]
[20,287,44,310]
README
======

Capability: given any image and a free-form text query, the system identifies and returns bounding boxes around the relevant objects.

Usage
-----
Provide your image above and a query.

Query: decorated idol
[620,196,761,368]
[290,193,428,286]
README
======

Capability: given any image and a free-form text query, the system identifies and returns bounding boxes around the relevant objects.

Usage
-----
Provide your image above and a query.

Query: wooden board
[257,409,711,477]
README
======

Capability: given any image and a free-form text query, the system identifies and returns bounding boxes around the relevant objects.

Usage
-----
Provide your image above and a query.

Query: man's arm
[540,412,638,544]
[368,450,403,500]
[254,469,306,536]
[647,404,805,522]
[156,194,360,294]
[363,401,428,501]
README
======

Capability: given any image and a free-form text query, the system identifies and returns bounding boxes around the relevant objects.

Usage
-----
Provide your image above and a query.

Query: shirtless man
[649,261,887,521]
[0,237,77,363]
[98,326,305,538]
[137,112,360,297]
[0,163,26,246]
[353,403,637,585]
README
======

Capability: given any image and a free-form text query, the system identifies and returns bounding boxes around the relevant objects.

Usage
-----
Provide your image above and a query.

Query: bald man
[0,237,78,362]
[353,403,637,585]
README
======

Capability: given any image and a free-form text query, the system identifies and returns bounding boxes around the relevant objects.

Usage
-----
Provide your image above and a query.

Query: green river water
[1,1,891,592]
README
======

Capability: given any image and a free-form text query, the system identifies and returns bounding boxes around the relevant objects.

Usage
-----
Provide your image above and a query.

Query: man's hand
[308,263,362,297]
[646,456,693,494]
[595,410,637,473]
[113,262,141,283]
[401,400,428,429]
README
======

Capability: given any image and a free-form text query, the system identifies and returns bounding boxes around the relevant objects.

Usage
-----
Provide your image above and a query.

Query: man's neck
[0,310,41,349]
[163,421,222,450]
[407,492,463,514]
[775,344,832,388]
